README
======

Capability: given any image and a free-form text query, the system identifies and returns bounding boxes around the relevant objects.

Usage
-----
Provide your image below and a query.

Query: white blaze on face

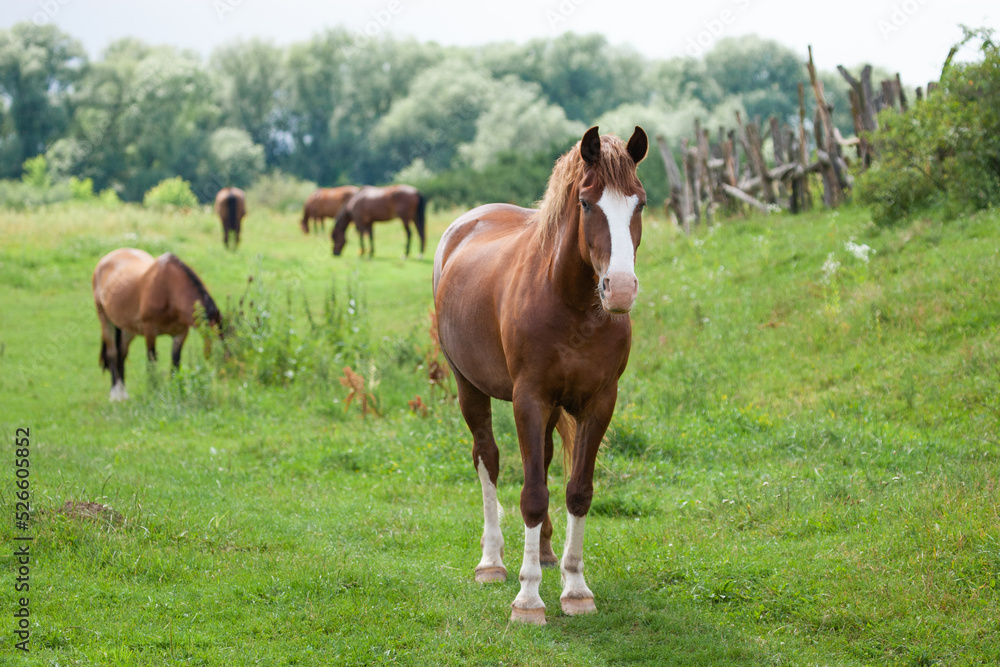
[596,190,639,276]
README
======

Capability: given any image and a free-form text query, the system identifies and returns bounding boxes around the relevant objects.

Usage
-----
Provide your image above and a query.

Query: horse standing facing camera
[433,125,648,624]
[92,248,223,401]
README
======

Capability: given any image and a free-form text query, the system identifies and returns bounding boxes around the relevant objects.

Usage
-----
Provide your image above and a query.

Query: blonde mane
[532,133,642,246]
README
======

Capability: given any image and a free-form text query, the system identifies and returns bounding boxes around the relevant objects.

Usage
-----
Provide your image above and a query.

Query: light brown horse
[433,126,648,624]
[92,248,222,401]
[331,184,426,258]
[214,187,246,249]
[301,186,359,234]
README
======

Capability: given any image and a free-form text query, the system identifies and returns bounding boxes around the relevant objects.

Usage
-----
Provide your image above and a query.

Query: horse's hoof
[475,566,507,583]
[510,605,546,625]
[109,385,129,402]
[540,558,559,569]
[560,596,596,615]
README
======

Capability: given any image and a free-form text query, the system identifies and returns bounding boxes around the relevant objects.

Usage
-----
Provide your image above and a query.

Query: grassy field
[1,198,998,666]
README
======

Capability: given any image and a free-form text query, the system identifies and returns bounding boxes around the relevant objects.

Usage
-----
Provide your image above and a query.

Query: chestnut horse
[301,186,359,234]
[214,187,246,249]
[433,126,648,624]
[92,248,222,401]
[331,184,426,258]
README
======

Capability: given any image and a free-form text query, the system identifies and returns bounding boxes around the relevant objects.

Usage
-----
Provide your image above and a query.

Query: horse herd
[91,126,649,625]
[212,182,427,259]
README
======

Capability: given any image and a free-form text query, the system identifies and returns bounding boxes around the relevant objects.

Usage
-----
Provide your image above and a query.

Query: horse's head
[576,125,647,314]
[331,209,351,256]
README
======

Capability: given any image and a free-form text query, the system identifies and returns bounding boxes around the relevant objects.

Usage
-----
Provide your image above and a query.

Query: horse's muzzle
[599,272,638,313]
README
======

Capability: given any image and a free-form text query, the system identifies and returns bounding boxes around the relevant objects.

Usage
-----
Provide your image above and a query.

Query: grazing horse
[92,248,222,401]
[301,186,359,234]
[214,187,246,249]
[331,184,426,258]
[433,126,648,624]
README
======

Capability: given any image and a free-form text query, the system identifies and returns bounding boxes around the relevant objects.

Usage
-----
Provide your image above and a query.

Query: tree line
[0,22,862,207]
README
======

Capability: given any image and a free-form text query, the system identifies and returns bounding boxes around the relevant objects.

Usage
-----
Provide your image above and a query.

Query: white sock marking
[561,513,594,601]
[476,459,505,572]
[513,524,545,610]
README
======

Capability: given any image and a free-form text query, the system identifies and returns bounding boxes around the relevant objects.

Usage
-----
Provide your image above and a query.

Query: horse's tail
[226,193,239,233]
[414,192,427,253]
[555,408,577,476]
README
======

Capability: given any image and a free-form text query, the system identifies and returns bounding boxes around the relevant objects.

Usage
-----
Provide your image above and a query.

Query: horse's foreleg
[455,371,506,584]
[367,225,375,259]
[510,390,554,624]
[560,395,615,616]
[171,330,188,369]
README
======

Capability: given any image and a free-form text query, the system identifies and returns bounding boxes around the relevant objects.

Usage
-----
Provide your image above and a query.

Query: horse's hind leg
[110,328,134,401]
[454,370,507,584]
[97,306,127,401]
[539,411,561,567]
[401,219,412,258]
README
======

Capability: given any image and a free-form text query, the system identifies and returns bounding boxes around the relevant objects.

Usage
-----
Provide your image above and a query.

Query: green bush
[143,176,199,209]
[22,155,51,189]
[99,188,122,207]
[245,170,317,212]
[68,176,95,201]
[858,27,1000,225]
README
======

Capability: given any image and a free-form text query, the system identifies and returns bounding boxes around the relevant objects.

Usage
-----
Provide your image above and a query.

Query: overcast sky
[4,0,997,86]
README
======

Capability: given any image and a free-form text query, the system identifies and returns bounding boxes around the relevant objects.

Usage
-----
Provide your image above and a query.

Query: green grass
[1,199,998,665]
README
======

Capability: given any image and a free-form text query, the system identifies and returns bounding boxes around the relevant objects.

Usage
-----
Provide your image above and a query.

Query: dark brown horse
[215,187,246,249]
[301,186,359,234]
[331,184,426,258]
[92,248,222,401]
[433,126,648,624]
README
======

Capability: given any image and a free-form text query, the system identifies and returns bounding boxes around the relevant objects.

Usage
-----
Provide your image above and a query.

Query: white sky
[4,0,997,87]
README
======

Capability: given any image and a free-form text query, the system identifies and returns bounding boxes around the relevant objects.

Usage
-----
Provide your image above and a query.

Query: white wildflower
[821,253,840,284]
[845,240,875,262]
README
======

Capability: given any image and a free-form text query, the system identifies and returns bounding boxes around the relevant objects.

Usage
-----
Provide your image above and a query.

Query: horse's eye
[579,199,591,213]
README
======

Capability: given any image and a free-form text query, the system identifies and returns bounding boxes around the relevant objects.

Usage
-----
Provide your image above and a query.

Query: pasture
[1,200,999,665]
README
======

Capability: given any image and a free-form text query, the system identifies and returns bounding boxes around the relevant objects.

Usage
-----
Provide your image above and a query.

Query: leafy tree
[704,36,804,124]
[194,127,265,197]
[211,39,286,164]
[457,77,585,171]
[371,60,494,176]
[0,22,85,177]
[479,33,647,122]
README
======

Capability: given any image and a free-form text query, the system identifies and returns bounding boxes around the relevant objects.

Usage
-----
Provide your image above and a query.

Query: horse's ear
[626,126,648,165]
[581,126,601,164]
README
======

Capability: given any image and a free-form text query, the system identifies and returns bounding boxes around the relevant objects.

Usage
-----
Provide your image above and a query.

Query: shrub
[22,155,51,189]
[99,188,122,207]
[68,176,95,201]
[143,176,199,209]
[244,170,317,212]
[857,27,1000,225]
